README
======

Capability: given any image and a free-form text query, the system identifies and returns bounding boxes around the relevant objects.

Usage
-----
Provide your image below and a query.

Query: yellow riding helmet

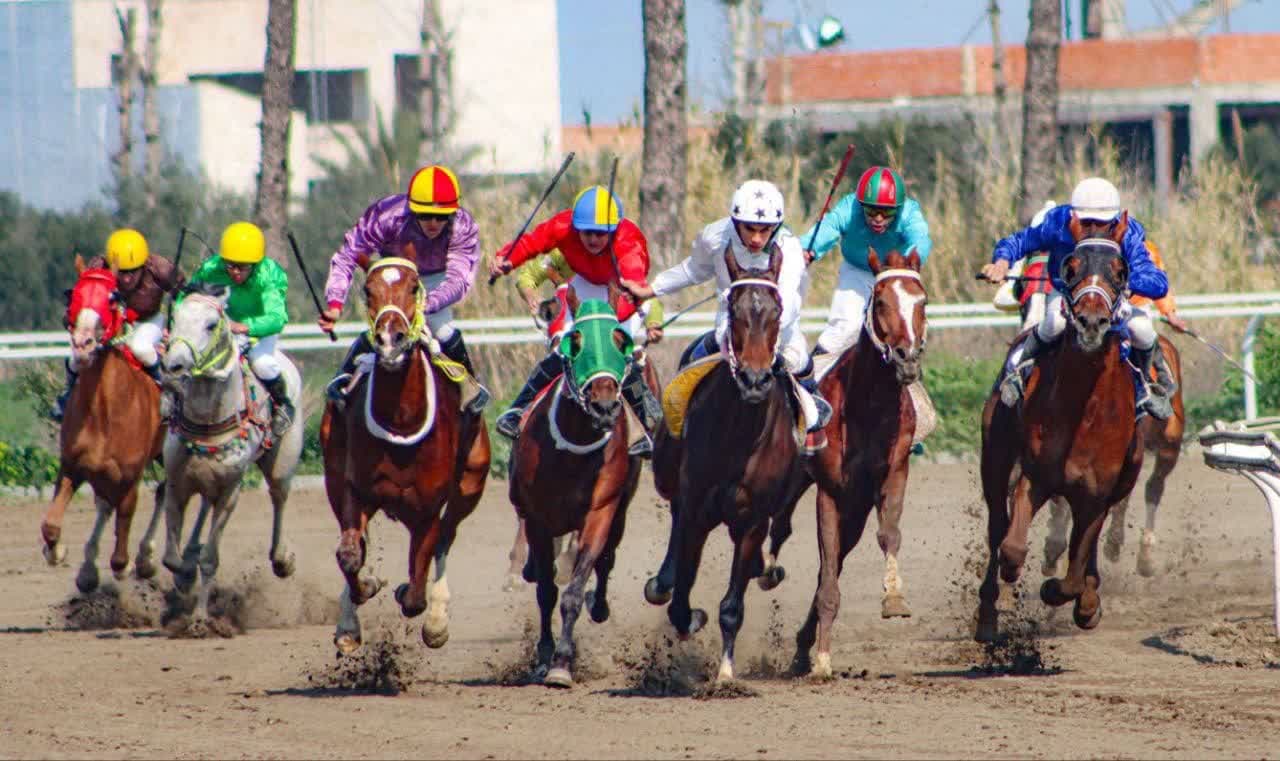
[106,228,149,270]
[220,221,266,264]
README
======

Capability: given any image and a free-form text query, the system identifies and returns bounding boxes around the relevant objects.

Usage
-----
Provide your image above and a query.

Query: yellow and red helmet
[407,165,461,215]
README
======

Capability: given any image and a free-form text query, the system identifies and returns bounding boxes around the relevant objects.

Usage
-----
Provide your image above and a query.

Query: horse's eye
[206,319,217,330]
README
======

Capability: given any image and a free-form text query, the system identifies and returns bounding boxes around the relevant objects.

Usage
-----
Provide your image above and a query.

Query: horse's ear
[74,253,85,274]
[1067,212,1085,243]
[905,247,922,272]
[355,253,371,272]
[1111,211,1129,243]
[565,283,581,316]
[723,243,743,282]
[766,245,782,282]
[867,246,883,275]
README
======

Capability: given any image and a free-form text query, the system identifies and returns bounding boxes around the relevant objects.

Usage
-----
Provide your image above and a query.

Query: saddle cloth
[661,355,813,442]
[813,352,937,446]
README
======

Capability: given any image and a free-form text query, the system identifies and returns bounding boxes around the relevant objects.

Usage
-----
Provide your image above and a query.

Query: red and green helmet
[854,166,906,210]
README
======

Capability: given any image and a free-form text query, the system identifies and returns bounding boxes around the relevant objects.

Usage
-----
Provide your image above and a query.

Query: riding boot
[999,332,1048,407]
[620,360,660,458]
[262,375,296,437]
[438,331,491,415]
[495,353,563,441]
[141,362,173,420]
[1131,345,1174,420]
[1152,340,1179,397]
[49,358,78,422]
[326,332,374,406]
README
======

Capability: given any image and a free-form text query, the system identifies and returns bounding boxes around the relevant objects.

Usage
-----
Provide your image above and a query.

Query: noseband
[169,294,235,378]
[1064,239,1124,317]
[722,277,782,378]
[864,268,927,365]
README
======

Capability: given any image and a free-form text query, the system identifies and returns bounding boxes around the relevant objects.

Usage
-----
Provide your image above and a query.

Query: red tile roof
[765,33,1280,104]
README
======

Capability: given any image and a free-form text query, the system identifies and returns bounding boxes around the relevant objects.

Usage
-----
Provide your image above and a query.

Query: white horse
[145,286,302,629]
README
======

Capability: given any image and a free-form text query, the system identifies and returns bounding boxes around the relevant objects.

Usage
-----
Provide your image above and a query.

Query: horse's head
[559,288,632,433]
[362,256,427,371]
[866,247,928,384]
[723,243,783,403]
[164,283,234,382]
[1063,212,1129,352]
[65,256,123,366]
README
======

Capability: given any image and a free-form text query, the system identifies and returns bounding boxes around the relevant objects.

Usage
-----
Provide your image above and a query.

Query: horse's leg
[108,482,140,580]
[75,495,113,595]
[264,468,296,579]
[667,507,712,640]
[644,494,683,606]
[1041,497,1070,576]
[334,505,382,654]
[589,500,628,625]
[1041,500,1107,617]
[135,480,165,580]
[1104,493,1130,564]
[396,521,436,620]
[505,519,529,592]
[197,484,243,626]
[421,516,457,650]
[554,531,579,587]
[716,519,768,683]
[877,464,912,619]
[1137,445,1178,577]
[760,471,808,591]
[526,521,559,675]
[977,415,1016,643]
[41,472,81,566]
[798,488,874,679]
[546,506,616,688]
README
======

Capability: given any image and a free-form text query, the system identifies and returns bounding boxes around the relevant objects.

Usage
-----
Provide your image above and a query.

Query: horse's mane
[181,281,229,300]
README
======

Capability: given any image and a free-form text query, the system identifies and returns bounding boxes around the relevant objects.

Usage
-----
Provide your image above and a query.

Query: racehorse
[157,284,302,630]
[508,291,647,687]
[320,256,490,654]
[790,248,928,678]
[977,216,1144,641]
[40,258,165,593]
[643,244,804,683]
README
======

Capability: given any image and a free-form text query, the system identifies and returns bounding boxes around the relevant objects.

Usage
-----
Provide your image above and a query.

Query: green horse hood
[558,299,632,386]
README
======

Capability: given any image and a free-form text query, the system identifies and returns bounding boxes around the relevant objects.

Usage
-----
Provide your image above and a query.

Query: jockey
[801,166,933,357]
[182,221,296,436]
[619,179,831,439]
[488,185,663,455]
[52,228,185,421]
[319,164,489,414]
[981,177,1173,419]
[519,250,665,349]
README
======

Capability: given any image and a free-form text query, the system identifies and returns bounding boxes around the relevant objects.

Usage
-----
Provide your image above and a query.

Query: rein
[548,376,613,454]
[1065,239,1124,320]
[863,268,927,364]
[365,257,428,346]
[170,296,236,379]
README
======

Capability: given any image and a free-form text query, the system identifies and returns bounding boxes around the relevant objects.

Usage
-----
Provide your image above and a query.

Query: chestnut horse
[508,293,647,688]
[320,256,490,654]
[977,217,1144,641]
[790,248,928,679]
[643,245,803,683]
[40,259,165,593]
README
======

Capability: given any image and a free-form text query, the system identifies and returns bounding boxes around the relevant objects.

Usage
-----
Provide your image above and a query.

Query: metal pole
[1244,314,1263,420]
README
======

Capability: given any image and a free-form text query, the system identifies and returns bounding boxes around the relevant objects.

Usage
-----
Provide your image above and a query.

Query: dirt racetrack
[2,457,1277,759]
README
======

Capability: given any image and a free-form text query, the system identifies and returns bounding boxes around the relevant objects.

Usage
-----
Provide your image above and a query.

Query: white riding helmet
[1070,178,1121,222]
[730,180,785,226]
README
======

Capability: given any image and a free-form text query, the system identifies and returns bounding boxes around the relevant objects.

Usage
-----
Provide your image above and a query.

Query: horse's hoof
[809,652,834,680]
[335,633,362,655]
[1137,542,1158,578]
[503,573,524,593]
[271,552,296,579]
[975,616,1000,643]
[1039,577,1071,608]
[757,565,786,591]
[112,563,131,582]
[543,667,573,689]
[395,584,426,618]
[675,609,708,641]
[42,541,66,567]
[643,576,671,606]
[790,652,812,678]
[1103,534,1123,564]
[995,583,1017,613]
[135,557,157,580]
[881,593,912,619]
[1073,599,1102,630]
[586,591,610,624]
[75,565,100,595]
[421,623,449,649]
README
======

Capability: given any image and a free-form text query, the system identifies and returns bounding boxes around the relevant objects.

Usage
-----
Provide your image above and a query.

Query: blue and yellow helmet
[571,185,623,233]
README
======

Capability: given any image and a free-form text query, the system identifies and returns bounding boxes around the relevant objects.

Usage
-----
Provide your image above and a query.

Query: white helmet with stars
[730,180,785,226]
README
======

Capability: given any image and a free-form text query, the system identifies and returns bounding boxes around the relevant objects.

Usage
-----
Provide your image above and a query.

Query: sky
[555,0,1280,125]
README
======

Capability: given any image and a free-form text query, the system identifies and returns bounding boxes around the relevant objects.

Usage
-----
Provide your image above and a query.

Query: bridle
[863,268,927,367]
[722,277,782,379]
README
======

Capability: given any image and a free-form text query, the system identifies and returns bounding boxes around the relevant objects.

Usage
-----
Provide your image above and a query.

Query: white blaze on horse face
[70,308,102,364]
[890,280,926,347]
[379,267,402,286]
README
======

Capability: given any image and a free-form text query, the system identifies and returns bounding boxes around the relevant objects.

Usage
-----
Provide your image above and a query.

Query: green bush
[0,441,59,488]
[923,354,1003,456]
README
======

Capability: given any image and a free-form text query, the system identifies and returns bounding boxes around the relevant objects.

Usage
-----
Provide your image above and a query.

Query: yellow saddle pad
[661,355,723,438]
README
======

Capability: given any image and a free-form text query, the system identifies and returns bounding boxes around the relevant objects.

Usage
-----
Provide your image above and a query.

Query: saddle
[812,350,937,446]
[661,354,811,444]
[999,329,1158,422]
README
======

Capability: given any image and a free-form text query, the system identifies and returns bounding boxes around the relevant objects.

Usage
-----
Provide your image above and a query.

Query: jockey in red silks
[488,185,663,456]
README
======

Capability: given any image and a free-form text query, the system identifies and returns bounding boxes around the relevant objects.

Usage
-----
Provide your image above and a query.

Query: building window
[191,69,369,124]
[395,54,421,113]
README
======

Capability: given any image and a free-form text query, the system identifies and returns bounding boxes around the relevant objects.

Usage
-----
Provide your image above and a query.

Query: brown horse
[643,244,803,683]
[508,292,650,687]
[40,258,165,593]
[320,256,490,653]
[977,216,1144,642]
[790,248,928,678]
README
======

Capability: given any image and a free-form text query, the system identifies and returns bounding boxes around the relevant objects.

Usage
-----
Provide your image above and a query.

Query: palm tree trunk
[1018,0,1062,225]
[142,0,164,210]
[112,8,139,181]
[640,0,688,269]
[254,0,297,264]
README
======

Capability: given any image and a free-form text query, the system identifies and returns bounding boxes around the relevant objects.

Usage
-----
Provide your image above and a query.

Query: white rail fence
[4,291,1280,418]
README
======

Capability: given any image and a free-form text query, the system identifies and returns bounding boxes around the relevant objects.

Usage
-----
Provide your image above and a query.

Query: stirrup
[802,429,827,455]
[495,408,523,440]
[463,384,491,416]
[1141,385,1174,421]
[271,402,296,437]
[999,369,1025,407]
[809,396,833,432]
[627,436,653,458]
